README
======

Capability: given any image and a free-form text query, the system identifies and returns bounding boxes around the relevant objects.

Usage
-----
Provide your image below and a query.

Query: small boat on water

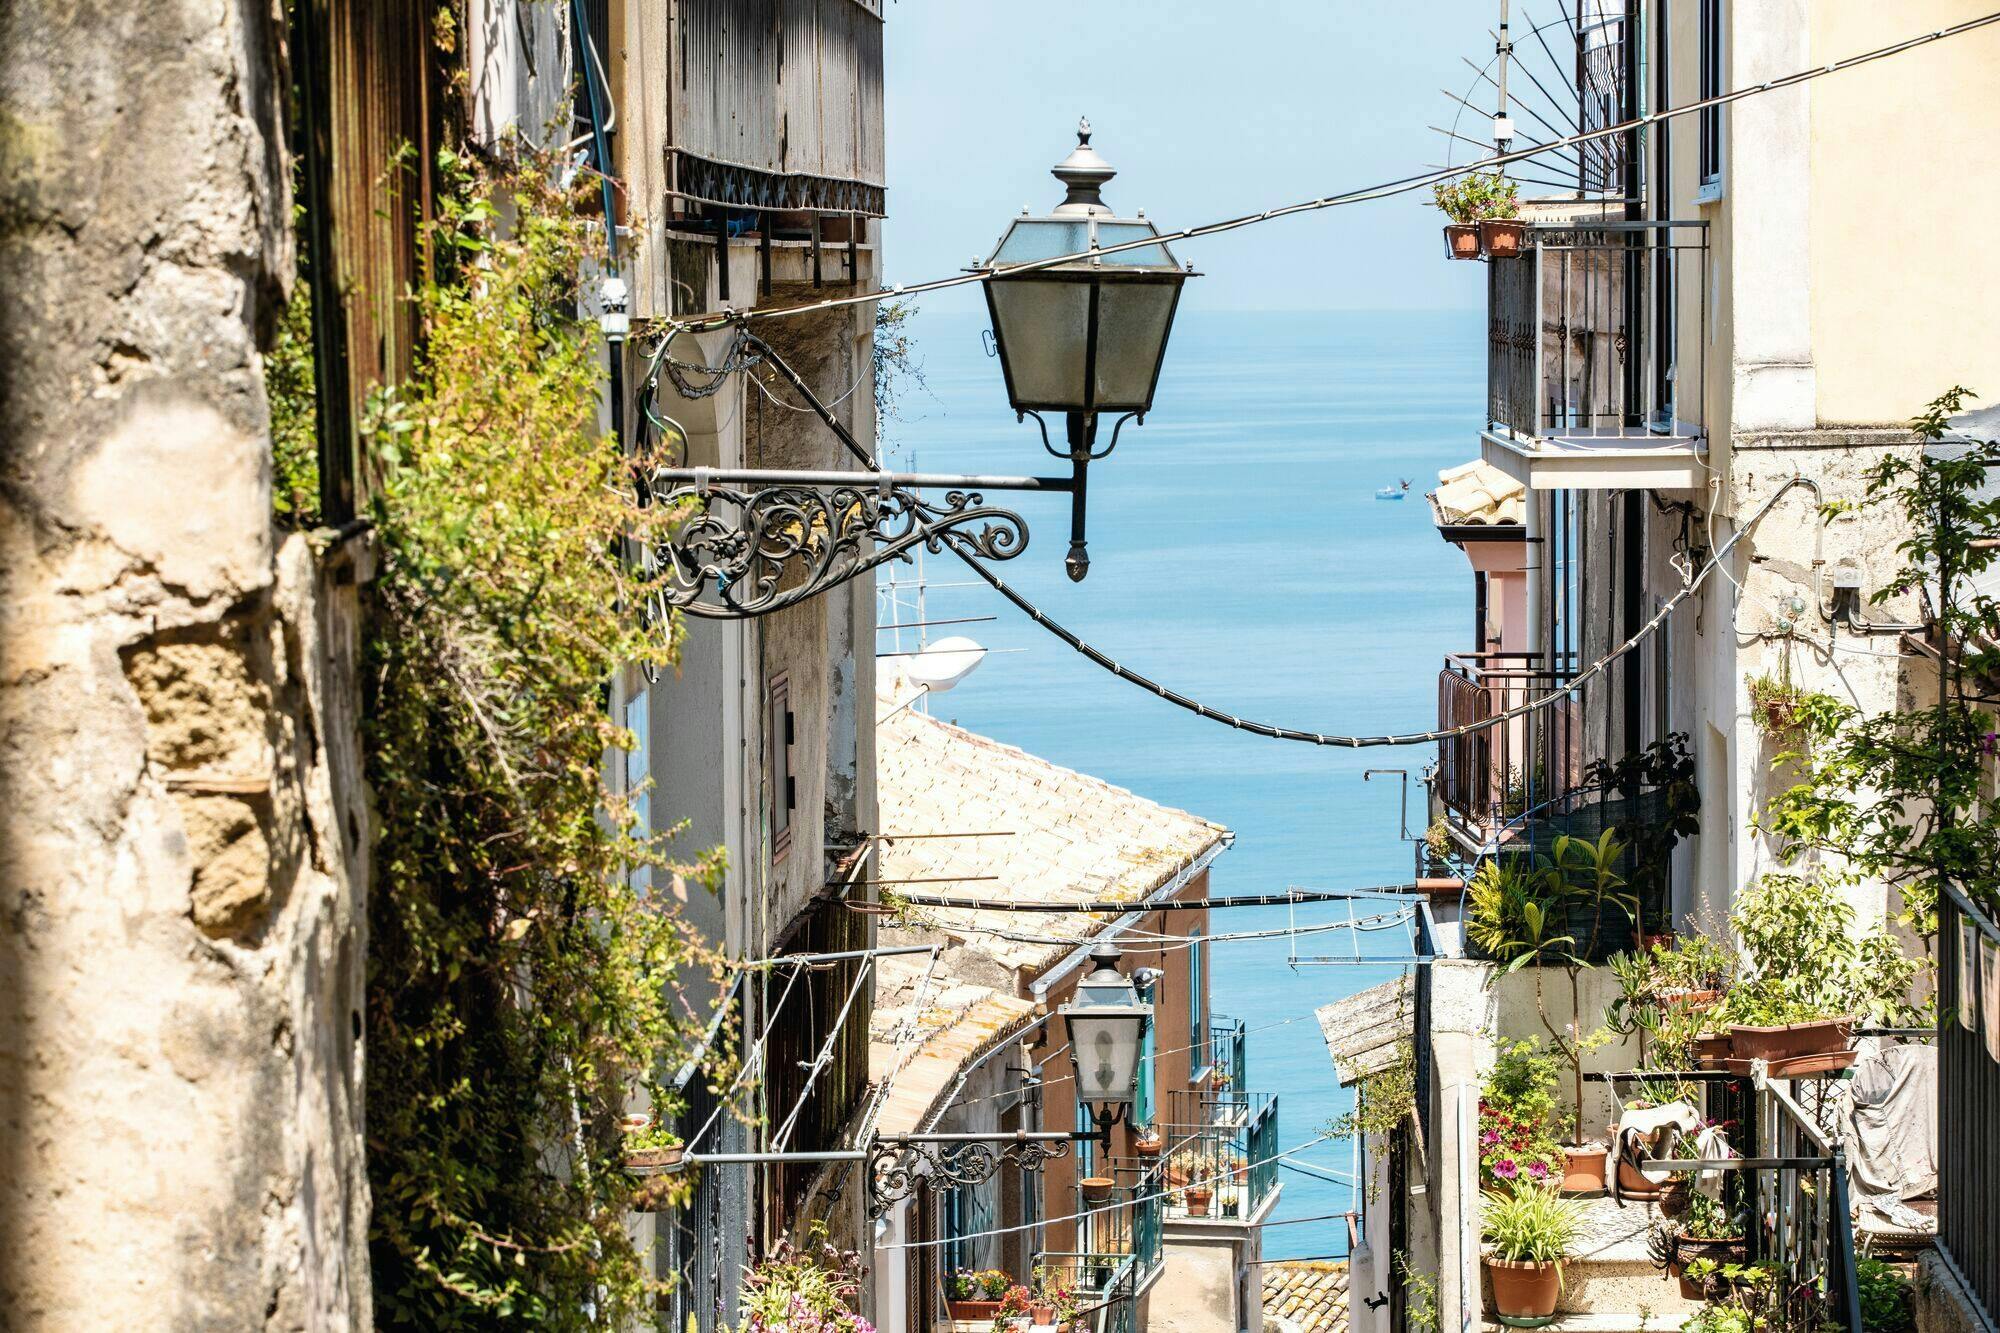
[1375,479,1413,501]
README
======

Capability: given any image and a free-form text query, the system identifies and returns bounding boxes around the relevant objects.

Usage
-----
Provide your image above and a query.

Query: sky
[881,0,1503,313]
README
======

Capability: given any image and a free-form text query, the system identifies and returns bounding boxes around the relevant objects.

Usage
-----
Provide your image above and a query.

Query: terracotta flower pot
[1444,223,1482,260]
[1185,1187,1213,1217]
[1559,1144,1607,1194]
[1485,1256,1562,1320]
[1693,1032,1733,1069]
[1079,1176,1115,1204]
[1616,1154,1666,1198]
[1479,218,1530,259]
[948,1299,1003,1321]
[1134,1136,1163,1159]
[1728,1018,1851,1063]
[622,1145,684,1175]
[1031,1304,1057,1325]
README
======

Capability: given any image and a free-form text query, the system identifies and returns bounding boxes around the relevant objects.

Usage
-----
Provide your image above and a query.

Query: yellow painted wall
[1810,3,2000,426]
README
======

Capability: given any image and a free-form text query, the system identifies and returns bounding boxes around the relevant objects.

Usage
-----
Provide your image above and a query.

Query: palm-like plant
[1469,832,1639,1146]
[1482,1184,1587,1265]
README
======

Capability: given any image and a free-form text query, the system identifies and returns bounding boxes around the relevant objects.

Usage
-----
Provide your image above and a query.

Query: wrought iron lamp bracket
[645,466,1069,620]
[865,1131,1091,1219]
[1022,409,1141,462]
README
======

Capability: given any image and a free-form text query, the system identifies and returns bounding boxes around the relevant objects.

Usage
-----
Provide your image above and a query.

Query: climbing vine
[362,146,725,1329]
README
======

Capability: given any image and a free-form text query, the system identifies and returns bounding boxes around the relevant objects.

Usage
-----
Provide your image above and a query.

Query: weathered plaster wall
[0,0,369,1325]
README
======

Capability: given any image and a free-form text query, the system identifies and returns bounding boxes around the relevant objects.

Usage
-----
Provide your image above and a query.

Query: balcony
[1481,219,1709,491]
[1149,1089,1280,1224]
[1435,652,1583,853]
[1037,1171,1163,1333]
[1207,1016,1247,1093]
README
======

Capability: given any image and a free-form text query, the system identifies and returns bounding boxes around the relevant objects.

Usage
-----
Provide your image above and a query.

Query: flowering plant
[1478,1039,1565,1187]
[739,1225,875,1333]
[1032,1265,1081,1322]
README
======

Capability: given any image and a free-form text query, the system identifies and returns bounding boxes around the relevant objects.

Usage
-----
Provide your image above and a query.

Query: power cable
[885,885,1420,913]
[648,12,2000,338]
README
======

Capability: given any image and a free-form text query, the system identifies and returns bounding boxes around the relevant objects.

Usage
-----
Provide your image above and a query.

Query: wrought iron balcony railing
[1435,651,1583,850]
[1148,1089,1280,1222]
[1208,1016,1247,1093]
[1484,219,1709,488]
[1940,887,2000,1320]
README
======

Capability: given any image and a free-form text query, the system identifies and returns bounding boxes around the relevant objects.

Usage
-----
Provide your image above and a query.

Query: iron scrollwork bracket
[865,1134,1074,1219]
[647,477,1031,620]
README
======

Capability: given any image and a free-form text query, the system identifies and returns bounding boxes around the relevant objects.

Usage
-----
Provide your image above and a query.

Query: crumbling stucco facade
[0,0,370,1326]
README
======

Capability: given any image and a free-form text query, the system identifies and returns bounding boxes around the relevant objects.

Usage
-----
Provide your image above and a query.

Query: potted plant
[1477,181,1527,259]
[620,1117,685,1175]
[1469,834,1637,1193]
[997,1283,1032,1326]
[1172,1150,1213,1216]
[1718,869,1916,1067]
[1133,1127,1163,1159]
[1655,1192,1744,1298]
[1481,1184,1585,1324]
[1747,671,1805,741]
[1218,1184,1241,1218]
[946,1268,1011,1321]
[739,1223,874,1332]
[1432,172,1520,260]
[1030,1265,1077,1327]
[1478,1039,1566,1190]
[1078,1173,1116,1205]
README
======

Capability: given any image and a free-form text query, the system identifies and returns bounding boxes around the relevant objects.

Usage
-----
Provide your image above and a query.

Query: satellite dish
[903,636,987,693]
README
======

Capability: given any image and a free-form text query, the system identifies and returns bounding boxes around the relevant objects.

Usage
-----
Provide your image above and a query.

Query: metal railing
[1940,886,2000,1321]
[1486,220,1708,446]
[1209,1016,1247,1092]
[1436,651,1582,846]
[1153,1089,1280,1221]
[1594,1067,1863,1329]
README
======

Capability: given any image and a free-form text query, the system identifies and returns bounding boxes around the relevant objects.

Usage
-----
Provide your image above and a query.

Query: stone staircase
[1478,1195,1699,1333]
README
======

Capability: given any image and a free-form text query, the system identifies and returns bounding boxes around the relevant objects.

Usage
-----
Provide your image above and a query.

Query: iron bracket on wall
[865,1129,1096,1219]
[647,466,1073,619]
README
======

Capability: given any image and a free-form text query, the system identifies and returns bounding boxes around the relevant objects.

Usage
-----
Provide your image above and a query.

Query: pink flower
[1481,1129,1501,1146]
[1526,1160,1550,1180]
[1494,1159,1519,1180]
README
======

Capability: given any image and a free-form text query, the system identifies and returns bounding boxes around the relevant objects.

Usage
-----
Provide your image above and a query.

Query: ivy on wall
[361,147,726,1328]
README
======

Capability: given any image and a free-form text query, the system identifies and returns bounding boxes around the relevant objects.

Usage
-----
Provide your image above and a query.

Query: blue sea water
[882,306,1482,1261]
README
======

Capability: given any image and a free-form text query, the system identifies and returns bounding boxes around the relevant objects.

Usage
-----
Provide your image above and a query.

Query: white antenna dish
[904,636,987,693]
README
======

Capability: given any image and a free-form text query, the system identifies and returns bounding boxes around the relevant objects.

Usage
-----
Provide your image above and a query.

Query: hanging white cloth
[1839,1041,1938,1231]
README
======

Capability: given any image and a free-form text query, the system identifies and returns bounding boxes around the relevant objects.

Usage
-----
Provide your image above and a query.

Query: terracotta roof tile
[1262,1261,1350,1333]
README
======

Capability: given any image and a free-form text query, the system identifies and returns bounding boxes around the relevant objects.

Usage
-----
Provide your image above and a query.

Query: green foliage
[1766,388,2000,934]
[269,240,321,528]
[737,1225,873,1332]
[1675,1190,1740,1241]
[1582,734,1703,923]
[1478,1039,1567,1187]
[1470,833,1635,1140]
[1432,171,1521,224]
[1481,1184,1586,1263]
[1397,1252,1440,1333]
[1718,869,1918,1026]
[1329,1040,1416,1142]
[1856,1257,1914,1333]
[873,298,927,429]
[363,146,726,1329]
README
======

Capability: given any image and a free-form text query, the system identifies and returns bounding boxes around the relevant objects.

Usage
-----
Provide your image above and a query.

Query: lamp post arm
[651,466,1075,493]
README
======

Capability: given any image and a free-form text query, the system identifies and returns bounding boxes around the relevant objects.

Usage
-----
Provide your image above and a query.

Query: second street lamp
[1060,944,1153,1140]
[978,120,1195,580]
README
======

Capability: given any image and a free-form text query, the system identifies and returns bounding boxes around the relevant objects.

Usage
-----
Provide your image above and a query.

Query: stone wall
[0,0,370,1325]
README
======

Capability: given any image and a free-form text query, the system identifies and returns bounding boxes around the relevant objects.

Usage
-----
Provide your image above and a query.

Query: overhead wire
[646,12,2000,339]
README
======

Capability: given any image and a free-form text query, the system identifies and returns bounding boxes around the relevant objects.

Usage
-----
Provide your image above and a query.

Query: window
[767,674,795,861]
[1187,929,1205,1072]
[1698,0,1724,198]
[623,690,651,894]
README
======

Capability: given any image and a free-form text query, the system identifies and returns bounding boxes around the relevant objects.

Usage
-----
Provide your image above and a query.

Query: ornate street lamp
[1060,944,1153,1134]
[645,119,1192,617]
[978,120,1195,580]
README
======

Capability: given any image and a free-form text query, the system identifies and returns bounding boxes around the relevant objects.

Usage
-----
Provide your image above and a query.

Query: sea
[881,305,1483,1262]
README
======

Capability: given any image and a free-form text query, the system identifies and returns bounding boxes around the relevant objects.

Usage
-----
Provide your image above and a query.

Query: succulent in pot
[1432,172,1521,261]
[620,1118,685,1174]
[1133,1127,1163,1158]
[1482,1184,1585,1324]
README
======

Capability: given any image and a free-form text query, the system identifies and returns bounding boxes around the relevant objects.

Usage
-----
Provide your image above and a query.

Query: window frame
[1187,928,1206,1078]
[767,673,795,862]
[1697,0,1726,202]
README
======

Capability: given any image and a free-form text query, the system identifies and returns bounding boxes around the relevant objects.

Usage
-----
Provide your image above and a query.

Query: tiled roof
[867,951,1037,1136]
[874,699,1229,976]
[866,697,1229,1136]
[1263,1261,1349,1333]
[1429,459,1525,527]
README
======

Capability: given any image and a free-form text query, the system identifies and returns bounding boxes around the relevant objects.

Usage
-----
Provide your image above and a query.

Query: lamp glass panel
[1067,1008,1141,1105]
[993,219,1090,266]
[1094,221,1175,269]
[1092,281,1180,410]
[988,279,1090,408]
